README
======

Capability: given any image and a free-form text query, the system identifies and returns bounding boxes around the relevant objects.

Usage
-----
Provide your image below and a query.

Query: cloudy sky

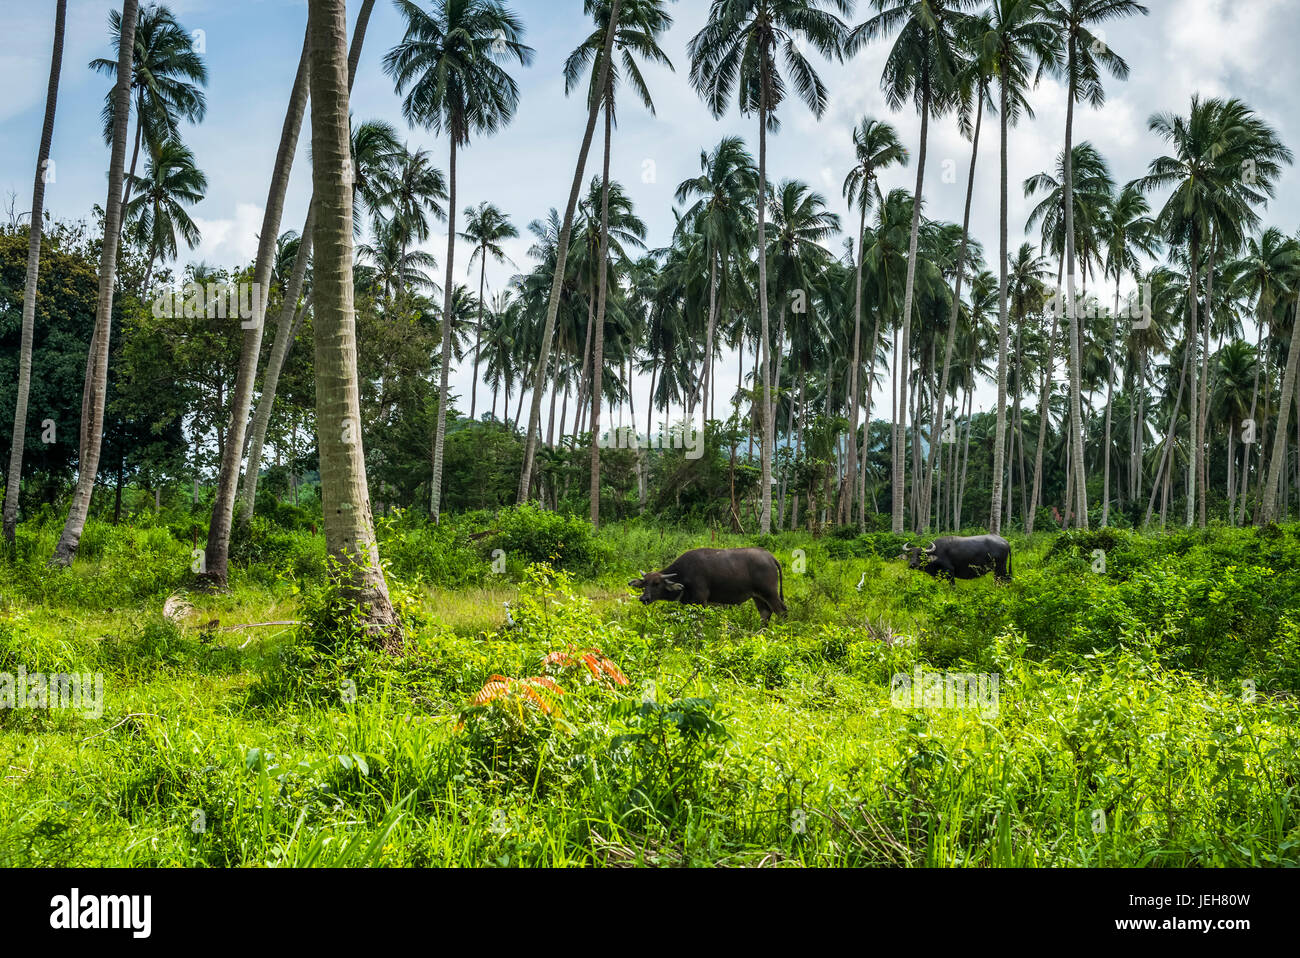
[3,0,1299,425]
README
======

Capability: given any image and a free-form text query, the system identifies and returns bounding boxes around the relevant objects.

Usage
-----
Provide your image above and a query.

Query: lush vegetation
[3,507,1299,866]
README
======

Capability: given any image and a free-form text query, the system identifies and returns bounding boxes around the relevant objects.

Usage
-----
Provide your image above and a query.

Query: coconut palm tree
[979,0,1059,536]
[371,145,449,307]
[52,0,138,566]
[689,0,852,534]
[89,2,208,212]
[565,0,673,528]
[848,0,973,534]
[4,0,66,548]
[460,202,519,421]
[842,117,907,527]
[306,0,399,644]
[1049,0,1148,529]
[126,138,207,292]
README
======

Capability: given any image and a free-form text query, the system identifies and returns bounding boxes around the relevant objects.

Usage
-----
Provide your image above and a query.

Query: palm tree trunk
[922,92,982,532]
[471,252,486,421]
[203,26,312,583]
[4,0,65,547]
[894,80,930,535]
[518,0,622,502]
[757,78,773,535]
[51,0,137,567]
[1145,340,1193,526]
[1062,47,1089,528]
[1185,233,1201,527]
[306,0,397,644]
[589,94,613,529]
[1102,285,1119,525]
[430,133,458,523]
[991,73,1011,535]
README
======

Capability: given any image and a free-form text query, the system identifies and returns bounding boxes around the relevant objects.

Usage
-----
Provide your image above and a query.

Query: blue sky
[3,0,1300,422]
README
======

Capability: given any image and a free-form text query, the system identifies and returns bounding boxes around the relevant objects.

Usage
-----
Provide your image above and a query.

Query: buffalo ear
[665,581,685,593]
[628,579,645,589]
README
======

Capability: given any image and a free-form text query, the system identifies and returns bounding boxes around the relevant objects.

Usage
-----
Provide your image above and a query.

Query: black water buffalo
[902,535,1012,584]
[629,548,787,625]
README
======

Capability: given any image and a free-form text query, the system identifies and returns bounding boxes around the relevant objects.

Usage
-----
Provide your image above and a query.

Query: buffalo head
[900,543,937,571]
[628,571,685,604]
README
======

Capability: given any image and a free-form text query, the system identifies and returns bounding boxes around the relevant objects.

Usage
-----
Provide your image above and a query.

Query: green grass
[2,515,1299,867]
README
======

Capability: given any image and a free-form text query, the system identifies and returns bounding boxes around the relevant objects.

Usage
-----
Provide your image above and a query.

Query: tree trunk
[518,0,622,502]
[430,133,458,523]
[3,0,65,546]
[894,80,930,534]
[204,25,313,583]
[757,78,773,535]
[51,0,136,566]
[589,94,613,529]
[1062,45,1089,528]
[922,91,981,532]
[306,0,397,644]
[991,74,1011,535]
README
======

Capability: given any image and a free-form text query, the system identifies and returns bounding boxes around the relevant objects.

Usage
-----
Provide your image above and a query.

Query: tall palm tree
[89,2,207,212]
[1049,0,1148,528]
[1097,181,1157,524]
[920,18,993,531]
[1261,235,1300,524]
[306,0,398,644]
[689,0,851,535]
[848,0,973,534]
[460,202,519,421]
[238,9,385,528]
[566,0,673,529]
[126,138,207,292]
[842,116,906,528]
[980,0,1058,536]
[3,0,66,547]
[203,27,313,585]
[52,0,138,566]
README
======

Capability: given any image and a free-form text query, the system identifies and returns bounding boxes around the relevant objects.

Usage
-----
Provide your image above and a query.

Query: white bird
[503,601,515,628]
[856,572,867,593]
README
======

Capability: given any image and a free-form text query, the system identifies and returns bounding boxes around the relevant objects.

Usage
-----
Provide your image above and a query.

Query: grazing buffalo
[902,535,1013,584]
[629,548,787,625]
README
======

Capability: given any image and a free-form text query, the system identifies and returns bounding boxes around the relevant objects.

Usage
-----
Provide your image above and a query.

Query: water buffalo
[901,535,1012,584]
[629,548,787,625]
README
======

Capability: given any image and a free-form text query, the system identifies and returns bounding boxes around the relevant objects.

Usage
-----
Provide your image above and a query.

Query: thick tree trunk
[4,0,65,546]
[307,0,398,644]
[51,0,137,566]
